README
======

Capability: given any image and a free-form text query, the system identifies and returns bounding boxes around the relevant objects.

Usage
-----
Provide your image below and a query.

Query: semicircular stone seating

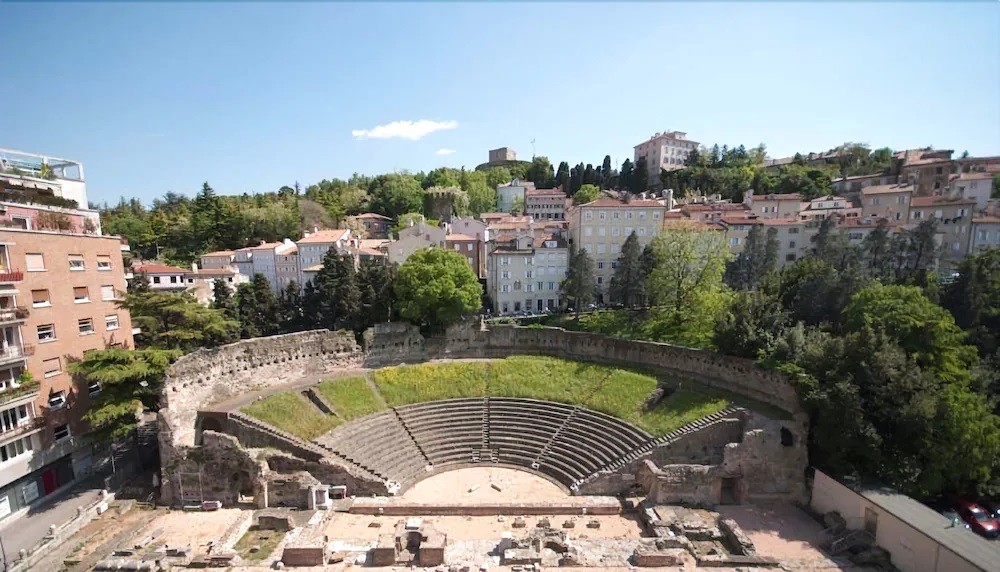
[312,397,665,491]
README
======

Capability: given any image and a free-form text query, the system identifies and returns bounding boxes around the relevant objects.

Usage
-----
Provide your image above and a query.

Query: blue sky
[1,2,998,206]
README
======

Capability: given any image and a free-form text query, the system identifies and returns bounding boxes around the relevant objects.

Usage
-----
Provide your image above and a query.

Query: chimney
[191,262,198,272]
[313,225,319,234]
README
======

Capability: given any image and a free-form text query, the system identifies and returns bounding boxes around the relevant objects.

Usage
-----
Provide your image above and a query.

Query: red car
[956,500,1000,539]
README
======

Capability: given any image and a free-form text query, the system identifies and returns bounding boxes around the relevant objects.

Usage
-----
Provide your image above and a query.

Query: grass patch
[242,392,339,440]
[372,356,729,435]
[234,526,286,561]
[540,307,719,350]
[316,376,386,421]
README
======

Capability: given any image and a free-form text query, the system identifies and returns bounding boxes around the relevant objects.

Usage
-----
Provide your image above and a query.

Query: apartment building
[199,250,236,270]
[445,234,482,278]
[799,195,857,222]
[633,131,699,188]
[525,188,568,221]
[348,213,392,239]
[832,173,896,196]
[1,229,134,522]
[680,202,749,222]
[487,234,567,314]
[296,230,350,287]
[948,172,994,211]
[232,247,254,277]
[449,217,489,278]
[183,267,248,306]
[744,191,802,220]
[909,196,976,270]
[569,198,666,301]
[384,233,438,267]
[860,183,914,222]
[971,215,1000,253]
[134,263,187,291]
[496,179,535,213]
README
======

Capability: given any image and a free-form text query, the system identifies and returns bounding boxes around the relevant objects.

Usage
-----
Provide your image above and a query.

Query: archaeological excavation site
[41,322,861,571]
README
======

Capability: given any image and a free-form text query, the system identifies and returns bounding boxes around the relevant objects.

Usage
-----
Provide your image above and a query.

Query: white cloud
[352,119,458,141]
[436,148,457,156]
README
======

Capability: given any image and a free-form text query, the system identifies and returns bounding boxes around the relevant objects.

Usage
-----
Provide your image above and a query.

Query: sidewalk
[0,475,105,567]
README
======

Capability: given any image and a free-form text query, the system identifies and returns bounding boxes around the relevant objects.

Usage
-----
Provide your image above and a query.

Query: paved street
[0,476,104,567]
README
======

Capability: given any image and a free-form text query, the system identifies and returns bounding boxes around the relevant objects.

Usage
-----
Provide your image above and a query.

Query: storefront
[0,454,74,522]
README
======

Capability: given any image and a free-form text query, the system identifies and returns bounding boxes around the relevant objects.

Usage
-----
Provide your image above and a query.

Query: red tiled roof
[298,229,350,244]
[720,216,761,225]
[136,263,187,274]
[250,241,284,250]
[973,216,1000,224]
[446,233,476,242]
[861,183,915,195]
[201,250,235,257]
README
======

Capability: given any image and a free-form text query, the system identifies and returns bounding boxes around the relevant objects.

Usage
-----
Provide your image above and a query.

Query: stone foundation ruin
[157,322,808,513]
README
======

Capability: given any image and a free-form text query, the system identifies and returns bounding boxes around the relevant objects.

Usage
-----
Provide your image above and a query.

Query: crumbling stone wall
[163,431,268,507]
[267,453,388,496]
[266,471,319,508]
[647,418,745,466]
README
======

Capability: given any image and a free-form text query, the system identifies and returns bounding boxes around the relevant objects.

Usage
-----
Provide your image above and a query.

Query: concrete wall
[810,470,983,572]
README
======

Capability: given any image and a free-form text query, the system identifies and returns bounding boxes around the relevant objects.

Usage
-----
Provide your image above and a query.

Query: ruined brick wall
[647,418,744,466]
[267,453,389,497]
[266,472,318,509]
[162,432,268,507]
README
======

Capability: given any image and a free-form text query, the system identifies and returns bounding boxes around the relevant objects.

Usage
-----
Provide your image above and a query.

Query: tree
[844,284,977,383]
[370,173,424,219]
[120,290,238,351]
[724,225,778,291]
[460,170,496,217]
[943,248,1000,356]
[572,184,600,206]
[358,258,395,326]
[69,348,181,442]
[619,159,633,193]
[236,274,280,338]
[308,250,361,331]
[555,161,570,191]
[608,232,645,308]
[714,288,786,359]
[633,157,649,195]
[600,155,613,188]
[561,247,596,318]
[526,156,556,188]
[211,279,237,321]
[646,223,731,314]
[394,248,481,332]
[277,281,306,333]
[511,195,525,216]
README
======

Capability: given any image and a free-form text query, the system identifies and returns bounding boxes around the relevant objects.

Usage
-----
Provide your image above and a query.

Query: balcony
[0,379,39,407]
[0,270,23,283]
[0,306,28,323]
[0,344,32,366]
[0,417,45,443]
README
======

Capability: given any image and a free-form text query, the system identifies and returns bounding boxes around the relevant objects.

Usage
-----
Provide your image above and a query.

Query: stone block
[512,516,526,528]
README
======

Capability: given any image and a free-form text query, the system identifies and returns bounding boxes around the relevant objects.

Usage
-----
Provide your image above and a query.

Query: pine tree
[619,159,633,193]
[609,232,645,307]
[119,289,238,351]
[555,161,570,191]
[561,247,596,318]
[724,225,778,291]
[601,155,613,188]
[633,157,649,195]
[211,278,237,321]
[331,254,362,330]
[358,258,395,326]
[235,274,280,338]
[277,281,306,333]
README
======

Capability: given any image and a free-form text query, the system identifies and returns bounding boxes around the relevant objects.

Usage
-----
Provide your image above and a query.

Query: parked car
[939,508,970,528]
[978,499,1000,520]
[955,500,1000,539]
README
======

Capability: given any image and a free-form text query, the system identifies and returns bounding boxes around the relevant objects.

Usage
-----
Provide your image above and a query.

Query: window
[548,282,555,290]
[0,405,29,432]
[37,324,56,343]
[54,424,70,441]
[611,244,620,254]
[613,211,620,219]
[69,255,85,271]
[88,380,101,397]
[789,241,796,249]
[785,253,797,262]
[597,261,604,269]
[585,212,593,221]
[584,227,593,237]
[935,167,943,175]
[48,390,66,409]
[466,243,473,251]
[537,281,544,292]
[526,270,533,279]
[896,196,906,205]
[31,290,50,308]
[729,237,741,247]
[871,198,881,206]
[626,212,633,220]
[467,257,474,265]
[454,244,460,251]
[501,271,510,279]
[611,261,619,269]
[596,276,603,285]
[152,276,161,284]
[79,318,94,335]
[97,256,112,271]
[73,286,90,303]
[0,436,32,463]
[26,253,45,272]
[596,244,606,255]
[653,211,661,220]
[952,241,961,251]
[501,284,510,293]
[169,276,178,284]
[788,227,799,234]
[525,284,533,292]
[598,227,606,237]
[599,211,606,220]
[612,227,620,237]
[638,227,647,236]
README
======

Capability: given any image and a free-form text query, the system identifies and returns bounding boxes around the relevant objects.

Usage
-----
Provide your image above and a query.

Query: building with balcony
[487,234,567,314]
[0,227,133,523]
[525,188,568,221]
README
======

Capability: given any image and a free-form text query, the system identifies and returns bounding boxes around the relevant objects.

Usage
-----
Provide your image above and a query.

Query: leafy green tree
[307,251,362,331]
[561,247,596,318]
[572,184,600,205]
[423,167,461,189]
[943,248,1000,356]
[844,284,977,382]
[121,290,238,351]
[370,173,424,219]
[236,274,280,338]
[714,288,786,359]
[511,195,525,216]
[608,232,645,308]
[394,248,481,332]
[646,223,731,314]
[779,258,867,327]
[69,348,181,442]
[460,170,496,216]
[525,156,556,188]
[992,175,1000,199]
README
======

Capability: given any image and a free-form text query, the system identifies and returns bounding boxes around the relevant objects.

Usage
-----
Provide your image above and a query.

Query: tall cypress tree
[609,232,645,308]
[277,280,305,333]
[211,278,238,321]
[560,247,596,319]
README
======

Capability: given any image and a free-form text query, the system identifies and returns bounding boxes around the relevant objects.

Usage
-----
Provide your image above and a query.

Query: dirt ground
[132,507,245,550]
[718,504,850,571]
[401,467,570,503]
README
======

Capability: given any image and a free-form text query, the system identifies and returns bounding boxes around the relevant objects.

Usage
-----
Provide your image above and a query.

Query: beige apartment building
[487,234,567,314]
[720,218,816,267]
[860,183,914,222]
[198,250,235,270]
[348,213,392,239]
[897,149,953,196]
[744,190,802,220]
[948,172,993,211]
[2,229,134,522]
[971,215,1000,253]
[634,131,698,188]
[569,198,666,301]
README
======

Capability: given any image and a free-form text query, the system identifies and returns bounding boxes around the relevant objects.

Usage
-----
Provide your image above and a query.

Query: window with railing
[0,435,32,464]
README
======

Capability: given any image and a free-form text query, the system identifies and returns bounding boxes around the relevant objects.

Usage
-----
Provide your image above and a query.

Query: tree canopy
[394,248,481,332]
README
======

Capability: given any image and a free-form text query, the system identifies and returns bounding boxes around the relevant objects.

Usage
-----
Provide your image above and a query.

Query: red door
[42,468,58,494]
